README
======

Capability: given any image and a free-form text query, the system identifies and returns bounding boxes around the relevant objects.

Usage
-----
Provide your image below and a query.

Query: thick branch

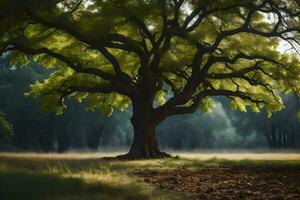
[25,8,145,56]
[154,88,268,122]
[58,84,115,105]
[67,85,114,94]
[185,2,247,32]
[11,43,116,81]
[97,46,134,83]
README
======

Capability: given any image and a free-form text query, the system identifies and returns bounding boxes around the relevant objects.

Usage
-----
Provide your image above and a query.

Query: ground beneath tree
[132,165,300,200]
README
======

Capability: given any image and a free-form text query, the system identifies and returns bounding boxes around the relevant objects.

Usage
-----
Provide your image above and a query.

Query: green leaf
[199,98,214,113]
[155,90,166,106]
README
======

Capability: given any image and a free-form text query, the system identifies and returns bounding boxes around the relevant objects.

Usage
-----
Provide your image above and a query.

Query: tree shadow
[0,170,155,200]
[0,171,82,200]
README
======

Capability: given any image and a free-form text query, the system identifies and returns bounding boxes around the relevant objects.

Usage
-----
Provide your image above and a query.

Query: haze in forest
[0,57,299,152]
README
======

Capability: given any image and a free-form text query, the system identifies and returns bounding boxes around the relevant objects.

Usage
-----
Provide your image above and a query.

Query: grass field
[0,152,300,200]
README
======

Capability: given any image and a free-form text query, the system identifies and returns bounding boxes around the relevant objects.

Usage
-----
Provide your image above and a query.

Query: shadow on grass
[1,154,299,200]
[0,170,159,200]
[0,171,82,200]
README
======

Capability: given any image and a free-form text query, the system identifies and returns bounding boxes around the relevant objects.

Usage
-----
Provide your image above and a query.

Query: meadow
[0,152,300,200]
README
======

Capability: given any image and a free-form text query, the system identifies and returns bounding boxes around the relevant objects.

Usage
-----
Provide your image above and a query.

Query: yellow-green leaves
[85,93,131,116]
[229,98,247,112]
[33,54,58,69]
[1,0,300,121]
[155,90,166,106]
[10,52,29,67]
[39,92,67,115]
[250,104,260,113]
[199,97,214,113]
[25,67,126,115]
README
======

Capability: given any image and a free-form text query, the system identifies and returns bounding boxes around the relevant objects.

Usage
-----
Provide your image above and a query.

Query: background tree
[264,95,298,148]
[0,111,13,142]
[0,56,122,152]
[223,94,300,149]
[1,0,300,159]
[0,55,51,150]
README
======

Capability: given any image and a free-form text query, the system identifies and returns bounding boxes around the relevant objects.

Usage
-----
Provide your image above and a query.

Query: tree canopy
[1,0,300,158]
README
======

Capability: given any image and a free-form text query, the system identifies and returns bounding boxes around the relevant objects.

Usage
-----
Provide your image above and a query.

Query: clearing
[0,152,299,200]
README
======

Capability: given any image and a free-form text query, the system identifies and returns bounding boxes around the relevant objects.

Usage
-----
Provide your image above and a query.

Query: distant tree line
[0,57,132,152]
[267,123,295,148]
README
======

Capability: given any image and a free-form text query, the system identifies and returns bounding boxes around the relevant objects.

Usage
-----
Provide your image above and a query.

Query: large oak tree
[0,0,300,159]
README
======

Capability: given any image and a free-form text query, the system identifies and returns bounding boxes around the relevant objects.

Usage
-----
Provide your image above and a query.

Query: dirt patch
[132,165,300,200]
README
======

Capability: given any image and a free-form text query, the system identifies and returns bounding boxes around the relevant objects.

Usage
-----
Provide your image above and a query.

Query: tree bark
[128,121,161,158]
[117,96,171,159]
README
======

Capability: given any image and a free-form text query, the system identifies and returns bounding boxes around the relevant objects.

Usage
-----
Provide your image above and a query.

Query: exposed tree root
[102,151,173,161]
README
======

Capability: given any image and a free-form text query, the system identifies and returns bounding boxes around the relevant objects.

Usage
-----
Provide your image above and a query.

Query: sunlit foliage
[0,0,299,121]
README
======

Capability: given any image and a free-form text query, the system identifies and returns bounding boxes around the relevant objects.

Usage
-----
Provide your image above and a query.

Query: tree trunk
[128,121,161,158]
[117,96,171,159]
